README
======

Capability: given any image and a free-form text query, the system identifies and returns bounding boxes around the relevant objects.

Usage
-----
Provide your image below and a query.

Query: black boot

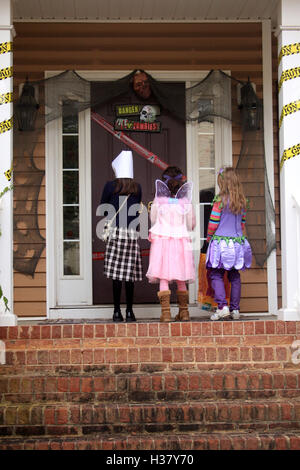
[113,308,124,322]
[125,281,136,322]
[112,280,123,322]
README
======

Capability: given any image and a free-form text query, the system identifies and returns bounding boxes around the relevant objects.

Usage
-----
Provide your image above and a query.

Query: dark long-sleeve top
[100,180,142,228]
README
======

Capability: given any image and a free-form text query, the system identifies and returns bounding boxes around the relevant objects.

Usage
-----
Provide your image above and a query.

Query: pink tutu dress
[146,184,196,283]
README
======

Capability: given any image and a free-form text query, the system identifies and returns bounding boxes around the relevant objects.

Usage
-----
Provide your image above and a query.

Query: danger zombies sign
[114,104,161,133]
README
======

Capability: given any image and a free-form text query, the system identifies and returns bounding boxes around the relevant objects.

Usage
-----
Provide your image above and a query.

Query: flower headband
[163,174,183,182]
[218,168,225,178]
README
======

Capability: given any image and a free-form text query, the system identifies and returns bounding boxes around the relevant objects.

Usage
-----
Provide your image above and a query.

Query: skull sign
[140,105,157,123]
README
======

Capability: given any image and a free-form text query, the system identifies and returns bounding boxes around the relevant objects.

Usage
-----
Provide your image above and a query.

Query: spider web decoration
[185,70,275,267]
[13,69,275,275]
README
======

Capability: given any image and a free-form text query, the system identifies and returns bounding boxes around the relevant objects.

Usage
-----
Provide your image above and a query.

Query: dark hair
[162,166,184,196]
[113,178,140,196]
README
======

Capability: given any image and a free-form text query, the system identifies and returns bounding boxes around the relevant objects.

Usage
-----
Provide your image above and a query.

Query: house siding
[13,22,279,316]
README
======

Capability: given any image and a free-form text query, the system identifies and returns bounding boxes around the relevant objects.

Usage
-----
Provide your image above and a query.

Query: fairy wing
[155,179,171,198]
[175,181,193,202]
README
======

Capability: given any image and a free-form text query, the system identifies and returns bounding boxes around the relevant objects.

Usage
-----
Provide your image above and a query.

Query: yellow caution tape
[279,99,300,128]
[278,66,300,90]
[280,143,300,170]
[4,168,12,181]
[0,92,13,105]
[279,42,300,63]
[0,42,12,55]
[0,66,13,81]
[0,117,13,134]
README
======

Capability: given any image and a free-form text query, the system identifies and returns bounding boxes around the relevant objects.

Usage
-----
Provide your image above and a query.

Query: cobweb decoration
[13,69,276,274]
[185,70,276,266]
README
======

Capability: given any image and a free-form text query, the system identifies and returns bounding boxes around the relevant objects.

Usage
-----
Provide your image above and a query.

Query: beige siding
[13,22,279,315]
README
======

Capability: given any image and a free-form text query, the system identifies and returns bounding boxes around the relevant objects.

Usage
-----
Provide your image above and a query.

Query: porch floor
[17,314,278,325]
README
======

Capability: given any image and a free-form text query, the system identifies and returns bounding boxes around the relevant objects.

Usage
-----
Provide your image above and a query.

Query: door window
[197,121,216,251]
[188,109,232,304]
[62,110,80,276]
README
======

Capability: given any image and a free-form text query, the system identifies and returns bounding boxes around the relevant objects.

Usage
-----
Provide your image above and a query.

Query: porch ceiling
[12,0,279,27]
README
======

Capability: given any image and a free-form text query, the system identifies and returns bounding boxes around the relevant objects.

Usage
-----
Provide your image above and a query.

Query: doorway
[47,71,235,318]
[91,80,186,305]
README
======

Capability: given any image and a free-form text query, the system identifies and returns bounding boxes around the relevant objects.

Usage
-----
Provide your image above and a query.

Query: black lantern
[15,78,39,131]
[238,79,262,131]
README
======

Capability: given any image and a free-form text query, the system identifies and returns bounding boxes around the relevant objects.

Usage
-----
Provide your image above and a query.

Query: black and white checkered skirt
[104,227,143,282]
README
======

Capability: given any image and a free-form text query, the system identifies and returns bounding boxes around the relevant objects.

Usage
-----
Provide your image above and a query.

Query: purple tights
[209,268,241,311]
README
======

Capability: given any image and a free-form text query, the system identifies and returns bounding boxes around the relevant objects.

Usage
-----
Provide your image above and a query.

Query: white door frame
[46,69,275,319]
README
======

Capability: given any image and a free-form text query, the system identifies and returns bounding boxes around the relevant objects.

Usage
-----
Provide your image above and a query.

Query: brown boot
[157,290,172,322]
[175,290,190,321]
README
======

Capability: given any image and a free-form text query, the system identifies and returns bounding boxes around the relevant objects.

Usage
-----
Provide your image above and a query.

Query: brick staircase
[0,319,300,450]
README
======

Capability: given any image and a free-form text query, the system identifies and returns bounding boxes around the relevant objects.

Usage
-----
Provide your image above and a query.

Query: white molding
[278,308,300,321]
[16,317,47,323]
[47,108,93,311]
[46,118,59,310]
[14,19,266,24]
[274,25,300,36]
[262,20,278,315]
[46,70,211,82]
[0,24,16,37]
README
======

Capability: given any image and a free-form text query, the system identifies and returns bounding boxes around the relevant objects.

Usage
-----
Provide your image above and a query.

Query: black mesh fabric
[13,69,276,275]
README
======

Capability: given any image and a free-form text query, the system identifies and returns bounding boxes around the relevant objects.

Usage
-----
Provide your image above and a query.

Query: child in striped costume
[206,167,252,321]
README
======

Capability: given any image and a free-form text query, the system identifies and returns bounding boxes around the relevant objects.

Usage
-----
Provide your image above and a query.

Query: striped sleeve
[241,207,246,231]
[207,202,222,241]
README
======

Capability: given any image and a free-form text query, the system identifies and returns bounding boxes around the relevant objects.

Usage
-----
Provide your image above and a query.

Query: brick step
[2,320,299,341]
[1,320,299,450]
[1,370,300,403]
[1,431,300,450]
[1,400,300,436]
[1,346,296,369]
[1,320,298,370]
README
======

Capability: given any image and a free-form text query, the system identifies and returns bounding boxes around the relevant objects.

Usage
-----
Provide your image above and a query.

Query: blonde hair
[217,167,247,215]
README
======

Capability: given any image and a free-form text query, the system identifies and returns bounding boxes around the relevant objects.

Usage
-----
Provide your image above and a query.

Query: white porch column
[276,0,300,321]
[0,0,16,326]
[262,20,278,315]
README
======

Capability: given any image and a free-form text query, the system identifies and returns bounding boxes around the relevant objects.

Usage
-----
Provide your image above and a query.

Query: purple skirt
[206,238,252,271]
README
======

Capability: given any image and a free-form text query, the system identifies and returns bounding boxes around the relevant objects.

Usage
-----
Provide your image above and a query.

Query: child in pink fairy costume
[146,166,196,322]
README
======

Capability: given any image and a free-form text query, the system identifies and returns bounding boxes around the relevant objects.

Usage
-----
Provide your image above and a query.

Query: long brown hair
[162,166,184,196]
[217,167,247,215]
[113,178,140,196]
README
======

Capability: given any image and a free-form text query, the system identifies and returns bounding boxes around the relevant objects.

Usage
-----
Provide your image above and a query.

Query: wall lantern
[15,78,39,131]
[237,79,262,131]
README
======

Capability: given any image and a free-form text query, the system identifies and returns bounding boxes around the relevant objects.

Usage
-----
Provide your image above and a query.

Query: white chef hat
[112,150,134,179]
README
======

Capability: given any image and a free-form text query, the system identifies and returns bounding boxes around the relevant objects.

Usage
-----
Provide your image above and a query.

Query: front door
[91,81,186,304]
